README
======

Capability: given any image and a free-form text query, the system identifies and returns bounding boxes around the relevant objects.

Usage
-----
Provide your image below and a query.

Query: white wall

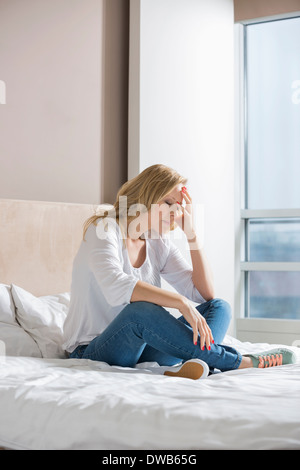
[129,0,235,329]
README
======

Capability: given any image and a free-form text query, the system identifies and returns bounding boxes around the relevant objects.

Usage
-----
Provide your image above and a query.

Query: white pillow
[0,284,42,357]
[11,284,70,359]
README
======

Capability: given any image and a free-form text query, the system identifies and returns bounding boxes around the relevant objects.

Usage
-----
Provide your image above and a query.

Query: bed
[0,199,300,451]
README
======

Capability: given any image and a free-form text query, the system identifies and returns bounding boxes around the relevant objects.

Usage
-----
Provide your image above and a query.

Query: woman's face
[147,184,184,236]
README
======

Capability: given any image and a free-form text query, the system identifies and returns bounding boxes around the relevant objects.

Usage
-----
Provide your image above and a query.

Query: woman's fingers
[191,317,203,347]
[199,327,205,351]
[199,320,209,350]
[181,187,192,202]
[203,321,213,350]
[193,317,205,350]
[210,327,214,345]
[195,313,214,351]
[184,303,214,350]
[193,325,198,347]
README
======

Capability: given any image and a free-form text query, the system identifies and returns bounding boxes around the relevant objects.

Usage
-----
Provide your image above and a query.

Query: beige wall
[234,0,300,22]
[0,0,129,205]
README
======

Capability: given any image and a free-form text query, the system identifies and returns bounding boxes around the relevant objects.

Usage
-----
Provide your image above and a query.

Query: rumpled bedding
[0,336,299,450]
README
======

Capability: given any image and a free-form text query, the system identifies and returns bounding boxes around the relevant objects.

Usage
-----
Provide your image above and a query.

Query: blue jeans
[69,299,242,372]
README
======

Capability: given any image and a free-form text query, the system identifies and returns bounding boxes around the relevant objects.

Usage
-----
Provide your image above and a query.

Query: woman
[63,164,295,379]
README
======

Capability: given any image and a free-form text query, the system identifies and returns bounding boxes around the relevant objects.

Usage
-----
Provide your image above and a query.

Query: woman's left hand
[174,187,196,240]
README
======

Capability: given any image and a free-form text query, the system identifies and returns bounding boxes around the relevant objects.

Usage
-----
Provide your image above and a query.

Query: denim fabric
[69,299,242,372]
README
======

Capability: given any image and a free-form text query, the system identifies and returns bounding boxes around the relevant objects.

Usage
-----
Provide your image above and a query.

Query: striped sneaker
[161,359,209,380]
[244,348,296,369]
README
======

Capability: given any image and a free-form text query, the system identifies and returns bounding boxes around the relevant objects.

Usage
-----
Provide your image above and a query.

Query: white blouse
[62,219,205,353]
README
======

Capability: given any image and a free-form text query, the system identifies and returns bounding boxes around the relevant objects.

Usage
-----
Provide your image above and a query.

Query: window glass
[248,218,300,262]
[248,271,300,319]
[246,17,300,209]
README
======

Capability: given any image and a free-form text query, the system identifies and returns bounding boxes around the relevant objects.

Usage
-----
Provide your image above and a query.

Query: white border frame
[241,262,300,272]
[242,209,300,219]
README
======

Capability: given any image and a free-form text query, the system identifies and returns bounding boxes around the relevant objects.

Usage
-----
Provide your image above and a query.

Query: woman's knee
[199,298,232,323]
[119,301,167,322]
[210,298,232,322]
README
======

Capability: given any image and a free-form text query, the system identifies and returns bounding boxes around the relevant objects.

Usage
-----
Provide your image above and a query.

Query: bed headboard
[0,199,96,296]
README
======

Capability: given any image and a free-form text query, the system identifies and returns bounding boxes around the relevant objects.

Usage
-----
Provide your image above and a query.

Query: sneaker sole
[163,360,209,380]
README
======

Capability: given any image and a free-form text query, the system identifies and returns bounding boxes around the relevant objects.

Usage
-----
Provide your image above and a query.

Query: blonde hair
[82,164,188,244]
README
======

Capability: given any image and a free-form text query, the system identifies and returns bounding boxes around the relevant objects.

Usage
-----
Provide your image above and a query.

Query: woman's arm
[130,280,213,349]
[177,186,215,302]
[130,280,184,309]
[188,234,215,301]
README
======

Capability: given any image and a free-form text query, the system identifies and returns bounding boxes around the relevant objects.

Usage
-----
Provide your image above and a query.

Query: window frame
[234,15,300,332]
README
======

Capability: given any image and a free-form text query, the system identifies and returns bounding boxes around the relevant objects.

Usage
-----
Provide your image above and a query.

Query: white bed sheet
[0,336,300,451]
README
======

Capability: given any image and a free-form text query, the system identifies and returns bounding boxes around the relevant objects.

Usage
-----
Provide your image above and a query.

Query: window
[239,16,300,320]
